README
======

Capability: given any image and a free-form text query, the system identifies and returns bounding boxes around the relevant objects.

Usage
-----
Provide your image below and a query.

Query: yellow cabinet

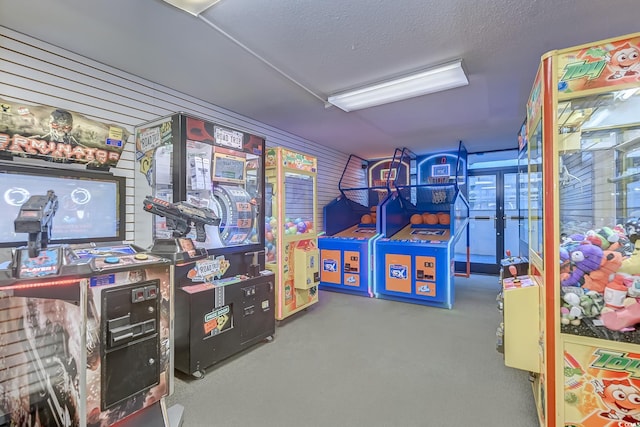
[503,277,540,373]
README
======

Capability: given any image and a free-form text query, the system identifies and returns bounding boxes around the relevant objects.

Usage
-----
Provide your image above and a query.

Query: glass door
[467,168,518,274]
[503,172,520,257]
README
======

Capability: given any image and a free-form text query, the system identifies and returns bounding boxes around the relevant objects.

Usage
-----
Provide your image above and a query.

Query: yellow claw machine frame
[265,147,320,320]
[522,32,640,427]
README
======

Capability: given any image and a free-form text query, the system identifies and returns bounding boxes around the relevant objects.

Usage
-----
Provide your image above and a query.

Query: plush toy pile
[560,221,640,332]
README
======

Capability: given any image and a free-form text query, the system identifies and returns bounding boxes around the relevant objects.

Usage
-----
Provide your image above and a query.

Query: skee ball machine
[264,147,319,320]
[319,151,407,297]
[514,32,640,427]
[135,114,275,378]
[375,145,469,308]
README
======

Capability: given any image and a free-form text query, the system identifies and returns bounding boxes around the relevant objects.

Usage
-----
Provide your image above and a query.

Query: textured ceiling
[1,0,640,157]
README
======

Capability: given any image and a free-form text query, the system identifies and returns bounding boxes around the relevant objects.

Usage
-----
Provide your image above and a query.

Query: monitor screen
[0,164,125,247]
[212,152,245,183]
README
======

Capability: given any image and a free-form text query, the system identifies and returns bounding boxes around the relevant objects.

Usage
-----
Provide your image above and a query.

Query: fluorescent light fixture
[160,0,222,16]
[327,59,468,112]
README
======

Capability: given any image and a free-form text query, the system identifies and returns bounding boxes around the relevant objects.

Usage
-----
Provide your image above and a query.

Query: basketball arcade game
[135,114,275,378]
[319,150,408,297]
[375,144,469,308]
[0,101,178,426]
[264,147,319,320]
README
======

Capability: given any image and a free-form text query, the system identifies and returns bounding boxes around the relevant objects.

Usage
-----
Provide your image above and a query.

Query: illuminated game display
[265,147,319,320]
[0,163,125,248]
[319,150,409,297]
[135,113,274,378]
[374,145,469,308]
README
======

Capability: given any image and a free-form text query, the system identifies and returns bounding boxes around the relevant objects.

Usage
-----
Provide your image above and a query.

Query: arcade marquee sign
[0,97,128,168]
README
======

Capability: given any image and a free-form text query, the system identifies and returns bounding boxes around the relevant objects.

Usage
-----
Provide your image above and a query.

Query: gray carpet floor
[167,274,539,427]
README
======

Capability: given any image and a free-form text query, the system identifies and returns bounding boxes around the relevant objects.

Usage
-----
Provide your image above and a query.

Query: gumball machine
[265,148,319,320]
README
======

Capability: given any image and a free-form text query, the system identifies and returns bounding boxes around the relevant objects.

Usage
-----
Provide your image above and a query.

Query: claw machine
[135,114,275,378]
[264,147,319,320]
[518,32,640,427]
[318,150,407,298]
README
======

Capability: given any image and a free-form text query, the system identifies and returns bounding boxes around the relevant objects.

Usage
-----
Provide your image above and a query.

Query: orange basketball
[425,214,439,225]
[421,213,430,223]
[438,213,450,225]
[371,206,377,212]
[361,214,373,224]
[410,214,423,224]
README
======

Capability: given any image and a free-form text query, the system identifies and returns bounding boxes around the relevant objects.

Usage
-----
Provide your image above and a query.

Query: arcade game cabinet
[264,147,319,320]
[375,145,469,308]
[0,117,176,425]
[0,201,173,427]
[513,32,640,427]
[135,114,275,378]
[319,150,408,297]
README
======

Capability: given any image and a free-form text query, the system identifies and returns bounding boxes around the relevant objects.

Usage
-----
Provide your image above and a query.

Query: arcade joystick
[509,265,518,280]
[506,250,513,262]
[501,250,528,279]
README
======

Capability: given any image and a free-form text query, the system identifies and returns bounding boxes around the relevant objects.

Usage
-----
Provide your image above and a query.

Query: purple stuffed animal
[561,242,604,287]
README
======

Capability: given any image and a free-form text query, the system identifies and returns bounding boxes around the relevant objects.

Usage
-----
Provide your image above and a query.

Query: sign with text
[0,97,128,168]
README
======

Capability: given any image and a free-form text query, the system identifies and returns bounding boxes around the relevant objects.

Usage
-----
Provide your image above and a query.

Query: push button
[134,253,149,260]
[104,257,120,264]
[145,285,158,300]
[132,288,145,303]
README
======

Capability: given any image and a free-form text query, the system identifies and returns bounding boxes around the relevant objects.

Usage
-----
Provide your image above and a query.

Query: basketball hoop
[373,188,389,203]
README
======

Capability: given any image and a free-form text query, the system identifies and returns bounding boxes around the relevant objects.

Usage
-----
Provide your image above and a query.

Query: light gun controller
[14,190,59,258]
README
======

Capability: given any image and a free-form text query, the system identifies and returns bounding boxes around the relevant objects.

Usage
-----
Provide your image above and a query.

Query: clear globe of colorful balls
[265,216,314,238]
[264,216,315,262]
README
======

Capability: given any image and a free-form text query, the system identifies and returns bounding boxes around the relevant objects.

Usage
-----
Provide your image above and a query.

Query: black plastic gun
[14,190,59,258]
[143,196,221,242]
